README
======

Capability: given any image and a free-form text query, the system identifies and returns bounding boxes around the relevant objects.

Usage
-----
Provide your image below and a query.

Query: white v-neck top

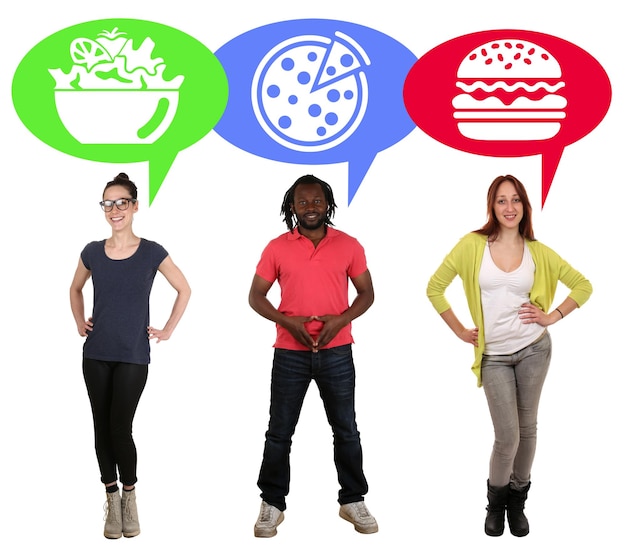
[479,242,545,355]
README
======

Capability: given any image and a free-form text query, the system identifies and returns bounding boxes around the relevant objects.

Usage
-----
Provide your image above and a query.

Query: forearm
[439,308,467,338]
[70,288,85,326]
[548,296,578,324]
[249,293,290,327]
[160,288,191,336]
[340,289,374,325]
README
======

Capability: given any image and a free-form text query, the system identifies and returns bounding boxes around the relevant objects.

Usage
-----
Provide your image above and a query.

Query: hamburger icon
[452,39,566,140]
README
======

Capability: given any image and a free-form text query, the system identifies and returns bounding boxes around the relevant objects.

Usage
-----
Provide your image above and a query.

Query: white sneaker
[254,501,284,538]
[339,501,378,534]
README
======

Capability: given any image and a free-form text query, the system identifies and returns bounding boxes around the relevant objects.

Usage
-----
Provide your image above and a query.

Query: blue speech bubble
[214,19,417,204]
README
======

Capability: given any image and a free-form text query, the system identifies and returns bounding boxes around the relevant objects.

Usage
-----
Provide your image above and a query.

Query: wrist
[548,309,563,325]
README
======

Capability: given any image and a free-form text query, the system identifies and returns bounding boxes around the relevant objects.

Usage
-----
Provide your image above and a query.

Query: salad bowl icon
[49,28,184,144]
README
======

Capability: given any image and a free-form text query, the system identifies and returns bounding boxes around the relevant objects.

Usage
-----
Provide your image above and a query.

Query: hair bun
[116,172,130,180]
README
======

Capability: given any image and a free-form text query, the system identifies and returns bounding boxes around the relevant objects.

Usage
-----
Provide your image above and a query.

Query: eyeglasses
[99,198,137,212]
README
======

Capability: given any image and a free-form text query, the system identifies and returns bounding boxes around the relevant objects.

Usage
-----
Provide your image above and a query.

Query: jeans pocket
[530,331,551,353]
[326,344,353,358]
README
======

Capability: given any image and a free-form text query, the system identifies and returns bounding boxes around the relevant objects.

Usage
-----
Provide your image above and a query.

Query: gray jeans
[481,331,552,490]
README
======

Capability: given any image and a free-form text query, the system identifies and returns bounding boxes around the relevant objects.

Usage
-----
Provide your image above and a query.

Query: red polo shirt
[255,226,368,350]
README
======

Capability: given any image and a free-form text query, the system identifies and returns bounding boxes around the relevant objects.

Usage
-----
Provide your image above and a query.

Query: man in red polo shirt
[249,174,377,537]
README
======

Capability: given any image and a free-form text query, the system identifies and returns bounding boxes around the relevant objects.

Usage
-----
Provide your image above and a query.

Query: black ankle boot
[485,480,509,536]
[507,482,530,537]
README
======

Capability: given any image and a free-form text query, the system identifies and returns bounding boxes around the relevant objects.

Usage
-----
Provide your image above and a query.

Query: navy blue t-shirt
[81,238,168,365]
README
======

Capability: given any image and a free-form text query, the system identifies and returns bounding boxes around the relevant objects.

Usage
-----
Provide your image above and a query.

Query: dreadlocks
[280,175,338,231]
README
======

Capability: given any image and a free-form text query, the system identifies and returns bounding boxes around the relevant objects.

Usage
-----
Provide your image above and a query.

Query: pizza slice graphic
[252,31,370,152]
[314,34,366,88]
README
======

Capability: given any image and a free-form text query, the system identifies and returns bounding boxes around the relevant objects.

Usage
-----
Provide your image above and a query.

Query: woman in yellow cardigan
[427,175,591,538]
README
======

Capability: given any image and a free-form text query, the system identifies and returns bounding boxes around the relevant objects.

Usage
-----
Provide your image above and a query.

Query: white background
[2,1,623,549]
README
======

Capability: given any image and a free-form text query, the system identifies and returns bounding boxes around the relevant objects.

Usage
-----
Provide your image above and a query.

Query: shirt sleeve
[348,238,368,279]
[546,244,592,308]
[528,241,592,311]
[255,241,278,284]
[150,241,169,268]
[426,240,463,314]
[80,242,95,270]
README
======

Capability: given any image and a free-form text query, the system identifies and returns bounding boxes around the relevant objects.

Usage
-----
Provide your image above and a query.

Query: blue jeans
[481,331,552,490]
[257,344,368,510]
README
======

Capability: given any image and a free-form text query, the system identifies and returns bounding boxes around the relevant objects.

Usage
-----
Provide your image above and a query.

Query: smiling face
[493,179,523,231]
[102,184,138,231]
[291,182,328,231]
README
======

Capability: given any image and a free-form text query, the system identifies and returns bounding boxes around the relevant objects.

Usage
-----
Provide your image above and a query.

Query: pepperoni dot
[308,104,322,117]
[288,95,298,105]
[279,116,291,129]
[505,63,513,70]
[505,42,513,49]
[469,53,477,61]
[485,58,493,65]
[481,48,488,56]
[344,90,354,100]
[297,72,311,84]
[516,43,524,49]
[491,42,500,49]
[326,66,336,76]
[325,112,338,125]
[327,89,340,102]
[266,85,280,98]
[340,54,354,67]
[307,52,317,62]
[497,53,504,61]
[514,53,521,60]
[528,48,535,55]
[281,58,295,71]
[317,127,327,137]
[524,58,532,65]
[541,53,549,60]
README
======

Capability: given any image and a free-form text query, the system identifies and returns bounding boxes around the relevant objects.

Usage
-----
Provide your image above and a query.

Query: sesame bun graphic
[452,39,566,140]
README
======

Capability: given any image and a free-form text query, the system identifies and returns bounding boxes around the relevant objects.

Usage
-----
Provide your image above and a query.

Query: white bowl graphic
[54,90,179,144]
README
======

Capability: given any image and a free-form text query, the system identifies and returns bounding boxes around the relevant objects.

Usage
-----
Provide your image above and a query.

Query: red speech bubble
[403,29,611,206]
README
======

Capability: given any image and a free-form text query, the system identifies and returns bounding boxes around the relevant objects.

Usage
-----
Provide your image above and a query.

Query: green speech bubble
[12,18,228,204]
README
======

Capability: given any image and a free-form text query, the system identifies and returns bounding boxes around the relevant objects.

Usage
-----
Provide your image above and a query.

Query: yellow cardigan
[426,232,592,387]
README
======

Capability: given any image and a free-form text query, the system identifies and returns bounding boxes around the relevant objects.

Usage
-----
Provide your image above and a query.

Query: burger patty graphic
[452,39,566,140]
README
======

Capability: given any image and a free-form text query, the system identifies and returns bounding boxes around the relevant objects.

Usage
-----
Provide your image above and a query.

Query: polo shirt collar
[289,225,337,241]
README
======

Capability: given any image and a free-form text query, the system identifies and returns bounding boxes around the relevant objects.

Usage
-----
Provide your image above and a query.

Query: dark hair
[474,174,535,241]
[103,172,138,200]
[280,175,337,231]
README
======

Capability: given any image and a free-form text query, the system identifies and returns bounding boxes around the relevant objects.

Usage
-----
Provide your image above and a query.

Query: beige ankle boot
[103,491,122,539]
[121,489,141,537]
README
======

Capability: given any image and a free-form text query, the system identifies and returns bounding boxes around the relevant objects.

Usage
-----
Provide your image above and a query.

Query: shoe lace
[260,502,272,522]
[103,496,120,522]
[353,501,371,519]
[123,496,136,521]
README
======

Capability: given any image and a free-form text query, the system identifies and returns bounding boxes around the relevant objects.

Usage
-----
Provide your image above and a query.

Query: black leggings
[83,358,148,486]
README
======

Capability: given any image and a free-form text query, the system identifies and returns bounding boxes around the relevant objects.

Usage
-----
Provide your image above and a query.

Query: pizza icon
[252,31,370,152]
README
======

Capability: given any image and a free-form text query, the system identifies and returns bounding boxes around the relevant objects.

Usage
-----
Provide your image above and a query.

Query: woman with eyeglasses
[70,172,191,539]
